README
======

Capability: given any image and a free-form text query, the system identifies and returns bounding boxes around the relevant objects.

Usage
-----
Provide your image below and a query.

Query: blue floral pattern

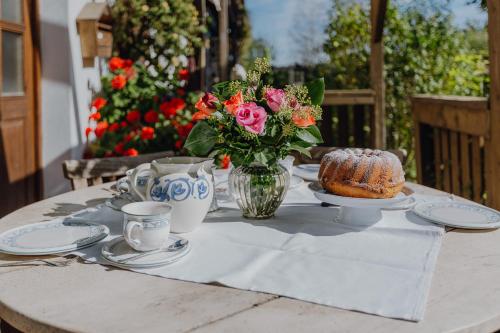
[149,175,211,202]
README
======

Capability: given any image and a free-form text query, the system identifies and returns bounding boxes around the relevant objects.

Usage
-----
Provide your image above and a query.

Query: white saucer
[289,175,304,189]
[413,202,500,229]
[293,165,319,181]
[105,193,138,211]
[101,235,191,269]
[0,219,109,255]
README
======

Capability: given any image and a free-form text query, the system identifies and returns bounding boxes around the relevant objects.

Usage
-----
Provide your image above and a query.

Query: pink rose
[236,102,268,135]
[264,88,286,112]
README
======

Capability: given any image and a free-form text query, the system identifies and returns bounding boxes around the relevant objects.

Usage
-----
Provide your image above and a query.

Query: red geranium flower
[108,123,120,132]
[178,69,189,81]
[124,131,136,142]
[140,126,155,140]
[175,140,183,150]
[123,59,133,69]
[126,109,141,123]
[114,142,125,155]
[94,121,109,138]
[85,127,92,137]
[123,148,139,156]
[160,98,186,118]
[177,122,193,137]
[120,121,128,128]
[160,102,176,118]
[104,151,114,157]
[111,74,127,89]
[108,57,125,71]
[91,97,107,110]
[144,110,159,123]
[89,112,101,121]
[170,98,186,111]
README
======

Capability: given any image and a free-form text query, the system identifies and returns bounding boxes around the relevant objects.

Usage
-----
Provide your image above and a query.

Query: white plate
[101,235,191,269]
[297,163,320,171]
[413,202,500,229]
[293,165,319,181]
[289,175,304,189]
[0,219,109,255]
[308,182,413,208]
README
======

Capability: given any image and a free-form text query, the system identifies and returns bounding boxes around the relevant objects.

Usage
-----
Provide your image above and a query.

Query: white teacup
[121,202,172,252]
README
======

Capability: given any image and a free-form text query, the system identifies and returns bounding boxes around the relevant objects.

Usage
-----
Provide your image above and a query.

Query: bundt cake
[319,148,405,199]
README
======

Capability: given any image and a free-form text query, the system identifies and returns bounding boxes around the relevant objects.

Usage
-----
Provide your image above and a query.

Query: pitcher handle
[130,164,155,201]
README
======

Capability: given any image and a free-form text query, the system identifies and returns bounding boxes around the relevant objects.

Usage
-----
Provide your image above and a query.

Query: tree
[323,1,489,178]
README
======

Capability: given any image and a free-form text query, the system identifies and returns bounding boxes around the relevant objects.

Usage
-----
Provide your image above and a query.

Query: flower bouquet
[185,58,324,218]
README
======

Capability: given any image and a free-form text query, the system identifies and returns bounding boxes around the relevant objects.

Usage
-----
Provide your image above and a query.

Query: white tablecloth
[72,182,444,321]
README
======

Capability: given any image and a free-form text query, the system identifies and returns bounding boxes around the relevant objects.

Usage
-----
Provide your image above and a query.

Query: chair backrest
[62,151,174,190]
[291,147,407,165]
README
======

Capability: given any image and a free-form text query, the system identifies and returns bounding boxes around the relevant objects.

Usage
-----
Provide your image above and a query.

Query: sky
[245,0,488,66]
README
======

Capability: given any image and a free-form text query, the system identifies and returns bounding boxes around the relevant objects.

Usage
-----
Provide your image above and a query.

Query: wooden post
[487,0,500,209]
[370,0,387,149]
[218,0,229,81]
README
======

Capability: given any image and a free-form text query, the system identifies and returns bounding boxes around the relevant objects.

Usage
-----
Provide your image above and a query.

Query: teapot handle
[130,164,155,201]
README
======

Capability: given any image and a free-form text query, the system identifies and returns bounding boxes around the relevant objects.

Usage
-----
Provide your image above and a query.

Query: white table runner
[71,183,444,321]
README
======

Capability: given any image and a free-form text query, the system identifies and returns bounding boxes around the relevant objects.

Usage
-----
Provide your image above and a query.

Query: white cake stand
[309,182,414,225]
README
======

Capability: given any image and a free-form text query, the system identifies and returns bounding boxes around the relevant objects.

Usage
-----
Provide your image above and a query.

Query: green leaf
[289,144,311,158]
[306,125,324,143]
[253,151,269,166]
[296,125,324,144]
[184,121,217,156]
[305,78,325,106]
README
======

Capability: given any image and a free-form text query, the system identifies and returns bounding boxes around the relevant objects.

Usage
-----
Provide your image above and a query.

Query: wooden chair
[62,151,174,190]
[291,146,407,165]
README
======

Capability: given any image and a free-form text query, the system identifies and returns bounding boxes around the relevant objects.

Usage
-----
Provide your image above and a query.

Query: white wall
[39,0,102,198]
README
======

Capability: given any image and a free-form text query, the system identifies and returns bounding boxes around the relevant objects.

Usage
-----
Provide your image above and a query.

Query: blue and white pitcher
[130,157,214,233]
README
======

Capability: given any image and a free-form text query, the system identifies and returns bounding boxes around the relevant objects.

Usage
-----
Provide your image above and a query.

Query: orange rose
[223,91,244,115]
[193,93,218,120]
[292,106,316,128]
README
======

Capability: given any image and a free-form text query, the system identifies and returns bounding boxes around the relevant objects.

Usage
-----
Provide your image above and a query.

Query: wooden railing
[320,89,376,148]
[412,95,491,205]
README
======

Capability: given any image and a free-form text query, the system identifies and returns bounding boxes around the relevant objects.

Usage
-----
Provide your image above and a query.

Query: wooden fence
[412,95,491,206]
[320,89,377,148]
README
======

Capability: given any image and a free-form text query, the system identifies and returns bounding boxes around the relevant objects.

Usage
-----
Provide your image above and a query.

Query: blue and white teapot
[130,157,214,233]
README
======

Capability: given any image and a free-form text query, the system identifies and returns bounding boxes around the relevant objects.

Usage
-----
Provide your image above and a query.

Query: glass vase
[228,164,290,219]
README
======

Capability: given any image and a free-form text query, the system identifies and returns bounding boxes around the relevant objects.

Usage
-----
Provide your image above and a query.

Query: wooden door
[0,0,40,217]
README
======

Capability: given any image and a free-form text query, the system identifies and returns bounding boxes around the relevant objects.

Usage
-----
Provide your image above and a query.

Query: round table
[1,183,500,333]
